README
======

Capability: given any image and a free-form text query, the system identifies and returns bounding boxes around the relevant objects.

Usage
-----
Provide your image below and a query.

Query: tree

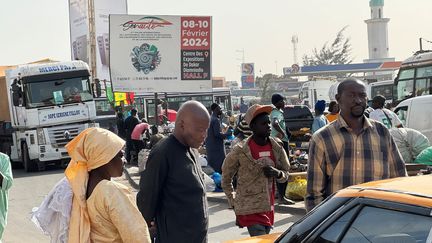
[256,73,278,103]
[303,26,353,66]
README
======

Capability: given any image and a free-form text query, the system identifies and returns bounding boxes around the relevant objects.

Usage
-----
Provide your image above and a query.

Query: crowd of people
[2,77,432,242]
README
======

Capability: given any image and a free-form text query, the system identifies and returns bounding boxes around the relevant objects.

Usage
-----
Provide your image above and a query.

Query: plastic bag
[211,172,223,192]
[138,149,150,172]
[286,177,307,201]
[203,173,216,192]
[415,146,432,165]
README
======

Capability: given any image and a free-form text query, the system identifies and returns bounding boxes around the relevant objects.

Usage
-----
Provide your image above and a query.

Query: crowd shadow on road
[208,201,230,215]
[208,202,246,235]
[208,220,243,235]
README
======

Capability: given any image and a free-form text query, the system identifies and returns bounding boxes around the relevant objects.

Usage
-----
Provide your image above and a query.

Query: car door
[305,198,432,243]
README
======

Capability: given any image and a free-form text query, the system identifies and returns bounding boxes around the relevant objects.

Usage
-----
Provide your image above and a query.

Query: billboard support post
[154,93,158,126]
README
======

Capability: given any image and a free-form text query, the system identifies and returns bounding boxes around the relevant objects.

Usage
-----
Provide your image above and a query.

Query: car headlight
[37,128,46,145]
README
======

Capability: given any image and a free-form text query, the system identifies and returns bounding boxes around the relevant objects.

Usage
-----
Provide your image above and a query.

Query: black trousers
[133,140,146,153]
[277,141,289,198]
[125,139,134,163]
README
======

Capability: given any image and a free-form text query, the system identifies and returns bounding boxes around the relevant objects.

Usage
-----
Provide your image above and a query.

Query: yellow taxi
[226,175,432,243]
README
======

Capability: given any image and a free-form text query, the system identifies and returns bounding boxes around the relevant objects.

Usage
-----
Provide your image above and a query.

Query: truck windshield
[25,77,93,108]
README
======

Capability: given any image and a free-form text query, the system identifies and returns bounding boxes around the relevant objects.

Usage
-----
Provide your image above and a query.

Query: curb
[124,166,306,215]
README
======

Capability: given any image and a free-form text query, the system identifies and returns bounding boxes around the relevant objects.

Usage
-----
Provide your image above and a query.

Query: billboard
[69,0,89,64]
[241,63,255,88]
[94,0,127,81]
[69,0,127,86]
[109,15,212,92]
[283,64,301,75]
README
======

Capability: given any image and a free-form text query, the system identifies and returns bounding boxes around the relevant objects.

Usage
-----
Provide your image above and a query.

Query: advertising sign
[109,15,212,92]
[283,64,301,75]
[241,63,255,89]
[69,0,90,64]
[94,0,127,82]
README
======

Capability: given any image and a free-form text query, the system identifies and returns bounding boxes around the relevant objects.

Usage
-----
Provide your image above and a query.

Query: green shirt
[0,153,13,240]
[270,108,288,142]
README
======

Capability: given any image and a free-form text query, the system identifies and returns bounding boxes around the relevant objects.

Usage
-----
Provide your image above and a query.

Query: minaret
[364,0,394,62]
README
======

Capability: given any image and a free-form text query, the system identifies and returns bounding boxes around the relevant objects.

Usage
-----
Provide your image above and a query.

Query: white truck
[299,79,337,110]
[0,61,98,171]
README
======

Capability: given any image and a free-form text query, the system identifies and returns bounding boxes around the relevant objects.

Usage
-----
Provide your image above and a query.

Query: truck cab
[299,80,336,110]
[3,61,98,171]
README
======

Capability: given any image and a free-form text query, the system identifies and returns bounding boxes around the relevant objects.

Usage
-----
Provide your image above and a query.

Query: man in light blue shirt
[0,152,13,240]
[270,94,294,205]
[312,100,329,134]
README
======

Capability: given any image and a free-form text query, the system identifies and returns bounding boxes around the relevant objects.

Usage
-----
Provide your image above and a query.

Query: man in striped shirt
[306,78,407,212]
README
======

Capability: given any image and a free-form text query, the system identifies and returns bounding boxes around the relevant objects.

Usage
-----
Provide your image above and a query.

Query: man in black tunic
[124,108,140,163]
[137,100,211,243]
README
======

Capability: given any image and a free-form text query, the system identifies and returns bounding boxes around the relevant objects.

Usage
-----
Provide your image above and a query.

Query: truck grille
[47,124,86,148]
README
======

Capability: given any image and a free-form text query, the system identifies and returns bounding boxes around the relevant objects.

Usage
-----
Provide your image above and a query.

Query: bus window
[399,69,415,79]
[416,66,432,78]
[396,69,415,101]
[415,78,431,96]
[396,79,414,101]
[95,99,115,116]
[371,84,393,100]
[415,66,432,96]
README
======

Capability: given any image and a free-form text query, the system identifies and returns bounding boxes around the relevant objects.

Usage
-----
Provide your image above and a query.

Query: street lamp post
[236,49,245,63]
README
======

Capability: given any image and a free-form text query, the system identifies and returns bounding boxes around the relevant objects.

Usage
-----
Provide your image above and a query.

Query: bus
[393,50,432,105]
[94,97,117,130]
[367,80,393,103]
[140,88,232,123]
[94,88,232,125]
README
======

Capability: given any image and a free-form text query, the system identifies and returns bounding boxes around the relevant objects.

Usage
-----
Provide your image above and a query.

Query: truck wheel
[22,143,37,172]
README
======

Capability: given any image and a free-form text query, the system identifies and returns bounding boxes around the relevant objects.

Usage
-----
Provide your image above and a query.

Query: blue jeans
[247,224,272,237]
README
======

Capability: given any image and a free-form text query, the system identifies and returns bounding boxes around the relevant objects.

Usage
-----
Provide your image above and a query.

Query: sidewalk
[123,165,307,215]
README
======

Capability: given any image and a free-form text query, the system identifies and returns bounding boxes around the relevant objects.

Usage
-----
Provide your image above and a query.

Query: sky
[0,0,431,82]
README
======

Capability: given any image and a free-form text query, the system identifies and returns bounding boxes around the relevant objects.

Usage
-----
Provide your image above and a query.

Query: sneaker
[278,197,295,205]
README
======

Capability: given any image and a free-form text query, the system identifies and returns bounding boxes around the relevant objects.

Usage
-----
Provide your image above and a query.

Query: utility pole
[236,49,245,63]
[236,48,245,76]
[291,35,299,64]
[419,37,432,52]
[236,49,246,87]
[88,0,97,81]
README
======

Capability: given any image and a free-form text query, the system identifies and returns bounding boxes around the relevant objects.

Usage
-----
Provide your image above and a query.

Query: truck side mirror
[11,80,22,106]
[94,79,101,98]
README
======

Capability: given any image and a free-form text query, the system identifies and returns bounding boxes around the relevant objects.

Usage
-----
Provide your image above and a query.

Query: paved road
[3,166,64,243]
[207,201,302,242]
[3,166,303,243]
